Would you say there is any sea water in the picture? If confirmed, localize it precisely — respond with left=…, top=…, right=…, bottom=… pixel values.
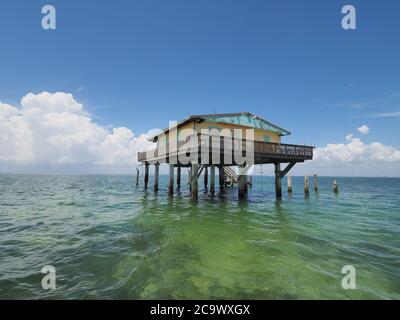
left=0, top=174, right=399, bottom=299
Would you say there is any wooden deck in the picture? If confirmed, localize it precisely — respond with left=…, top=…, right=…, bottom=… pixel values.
left=138, top=136, right=313, bottom=165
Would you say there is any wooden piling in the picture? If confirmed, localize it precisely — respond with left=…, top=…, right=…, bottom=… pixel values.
left=204, top=166, right=208, bottom=190
left=144, top=163, right=149, bottom=189
left=168, top=164, right=174, bottom=195
left=176, top=167, right=181, bottom=189
left=210, top=165, right=215, bottom=194
left=333, top=179, right=339, bottom=193
left=313, top=174, right=318, bottom=192
left=304, top=175, right=310, bottom=195
left=154, top=163, right=159, bottom=192
left=136, top=168, right=139, bottom=186
left=219, top=166, right=225, bottom=190
left=188, top=168, right=192, bottom=191
left=238, top=164, right=247, bottom=199
left=274, top=163, right=282, bottom=199
left=191, top=164, right=199, bottom=199
left=287, top=175, right=293, bottom=193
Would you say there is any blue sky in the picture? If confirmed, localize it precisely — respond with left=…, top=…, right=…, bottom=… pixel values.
left=1, top=0, right=400, bottom=175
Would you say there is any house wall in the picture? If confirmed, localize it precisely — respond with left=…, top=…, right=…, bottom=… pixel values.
left=156, top=120, right=281, bottom=153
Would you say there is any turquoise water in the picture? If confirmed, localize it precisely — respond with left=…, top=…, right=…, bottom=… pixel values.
left=0, top=174, right=399, bottom=299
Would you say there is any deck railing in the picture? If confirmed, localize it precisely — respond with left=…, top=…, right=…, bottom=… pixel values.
left=138, top=135, right=313, bottom=162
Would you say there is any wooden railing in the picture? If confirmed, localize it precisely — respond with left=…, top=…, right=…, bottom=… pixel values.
left=138, top=135, right=313, bottom=162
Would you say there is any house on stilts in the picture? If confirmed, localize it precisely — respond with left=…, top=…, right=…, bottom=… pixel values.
left=137, top=112, right=313, bottom=199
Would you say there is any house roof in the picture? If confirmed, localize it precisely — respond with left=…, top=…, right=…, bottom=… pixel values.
left=149, top=112, right=291, bottom=141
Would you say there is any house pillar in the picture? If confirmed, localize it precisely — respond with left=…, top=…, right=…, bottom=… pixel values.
left=238, top=164, right=248, bottom=199
left=210, top=165, right=215, bottom=194
left=144, top=163, right=149, bottom=189
left=154, top=163, right=159, bottom=192
left=168, top=164, right=174, bottom=195
left=274, top=163, right=282, bottom=199
left=136, top=168, right=139, bottom=186
left=204, top=166, right=208, bottom=190
left=191, top=164, right=199, bottom=199
left=176, top=167, right=181, bottom=189
left=219, top=166, right=225, bottom=190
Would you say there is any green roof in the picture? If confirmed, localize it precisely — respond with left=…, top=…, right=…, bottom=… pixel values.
left=192, top=112, right=291, bottom=135
left=149, top=112, right=291, bottom=141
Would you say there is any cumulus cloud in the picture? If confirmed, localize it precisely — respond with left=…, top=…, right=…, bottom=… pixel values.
left=314, top=135, right=400, bottom=163
left=0, top=92, right=154, bottom=169
left=357, top=125, right=370, bottom=135
left=296, top=132, right=400, bottom=177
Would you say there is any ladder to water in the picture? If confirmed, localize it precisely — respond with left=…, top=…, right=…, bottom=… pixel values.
left=223, top=166, right=238, bottom=186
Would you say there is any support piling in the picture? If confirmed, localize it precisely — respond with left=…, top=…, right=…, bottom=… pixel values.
left=287, top=175, right=293, bottom=193
left=333, top=179, right=339, bottom=193
left=313, top=174, right=318, bottom=192
left=176, top=167, right=181, bottom=189
left=154, top=163, right=159, bottom=192
left=210, top=165, right=215, bottom=194
left=191, top=164, right=199, bottom=199
left=274, top=163, right=282, bottom=199
left=168, top=164, right=174, bottom=195
left=144, top=163, right=149, bottom=189
left=304, top=175, right=310, bottom=195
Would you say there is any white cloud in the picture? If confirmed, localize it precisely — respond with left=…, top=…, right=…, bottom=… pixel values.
left=357, top=125, right=370, bottom=135
left=0, top=92, right=154, bottom=170
left=296, top=133, right=400, bottom=177
left=374, top=111, right=400, bottom=118
left=314, top=135, right=400, bottom=163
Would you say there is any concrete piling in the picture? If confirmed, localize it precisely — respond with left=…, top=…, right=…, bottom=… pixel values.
left=287, top=175, right=293, bottom=193
left=304, top=175, right=310, bottom=195
left=219, top=166, right=225, bottom=190
left=313, top=174, right=318, bottom=192
left=154, top=163, right=159, bottom=191
left=333, top=179, right=339, bottom=193
left=191, top=164, right=199, bottom=199
left=168, top=164, right=174, bottom=195
left=210, top=165, right=215, bottom=194
left=238, top=164, right=248, bottom=199
left=204, top=166, right=208, bottom=190
left=176, top=167, right=181, bottom=189
left=274, top=163, right=282, bottom=199
left=144, top=163, right=149, bottom=189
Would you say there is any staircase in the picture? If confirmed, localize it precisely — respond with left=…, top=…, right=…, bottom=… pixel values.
left=223, top=166, right=238, bottom=186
